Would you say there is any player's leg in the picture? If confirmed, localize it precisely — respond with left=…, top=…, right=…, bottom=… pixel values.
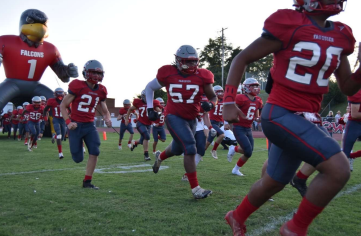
left=210, top=121, right=225, bottom=159
left=136, top=122, right=151, bottom=160
left=24, top=123, right=30, bottom=145
left=152, top=126, right=159, bottom=154
left=53, top=118, right=64, bottom=159
left=127, top=123, right=134, bottom=149
left=68, top=123, right=85, bottom=164
left=33, top=122, right=40, bottom=148
left=83, top=122, right=101, bottom=189
left=18, top=123, right=24, bottom=141
left=12, top=123, right=18, bottom=140
left=342, top=120, right=360, bottom=171
left=118, top=123, right=126, bottom=150
left=49, top=116, right=56, bottom=143
left=230, top=126, right=253, bottom=176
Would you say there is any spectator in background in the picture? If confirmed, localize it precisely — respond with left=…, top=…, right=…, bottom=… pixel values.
left=326, top=111, right=334, bottom=137
left=335, top=110, right=341, bottom=125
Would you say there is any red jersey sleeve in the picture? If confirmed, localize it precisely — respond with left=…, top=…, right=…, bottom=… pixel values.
left=333, top=22, right=355, bottom=56
left=99, top=84, right=108, bottom=101
left=156, top=65, right=177, bottom=84
left=348, top=90, right=361, bottom=104
left=197, top=68, right=214, bottom=84
left=235, top=94, right=246, bottom=107
left=256, top=97, right=264, bottom=108
left=68, top=79, right=82, bottom=96
left=263, top=9, right=300, bottom=45
left=132, top=98, right=142, bottom=109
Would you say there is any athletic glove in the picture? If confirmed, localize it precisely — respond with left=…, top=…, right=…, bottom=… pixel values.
left=67, top=63, right=79, bottom=78
left=201, top=101, right=214, bottom=112
left=147, top=108, right=159, bottom=121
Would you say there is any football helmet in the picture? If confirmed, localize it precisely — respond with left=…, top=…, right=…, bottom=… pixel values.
left=23, top=102, right=30, bottom=109
left=17, top=106, right=23, bottom=110
left=82, top=60, right=104, bottom=84
left=243, top=78, right=260, bottom=96
left=141, top=90, right=146, bottom=103
left=123, top=99, right=131, bottom=109
left=293, top=0, right=346, bottom=15
left=54, top=88, right=65, bottom=101
left=32, top=96, right=41, bottom=108
left=156, top=97, right=165, bottom=107
left=175, top=45, right=199, bottom=74
left=213, top=85, right=224, bottom=99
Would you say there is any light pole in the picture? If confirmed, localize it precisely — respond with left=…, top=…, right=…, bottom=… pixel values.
left=221, top=27, right=228, bottom=88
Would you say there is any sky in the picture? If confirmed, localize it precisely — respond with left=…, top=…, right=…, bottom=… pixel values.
left=1, top=0, right=360, bottom=107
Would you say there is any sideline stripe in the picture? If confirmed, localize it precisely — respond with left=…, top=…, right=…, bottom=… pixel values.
left=248, top=183, right=361, bottom=236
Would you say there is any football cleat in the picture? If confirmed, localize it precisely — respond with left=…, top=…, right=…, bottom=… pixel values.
left=118, top=145, right=122, bottom=150
left=18, top=138, right=21, bottom=141
left=225, top=210, right=247, bottom=236
left=144, top=155, right=151, bottom=161
left=232, top=169, right=244, bottom=176
left=131, top=140, right=138, bottom=151
left=227, top=145, right=236, bottom=162
left=28, top=140, right=32, bottom=150
left=83, top=181, right=99, bottom=190
left=38, top=138, right=41, bottom=141
left=280, top=221, right=305, bottom=236
left=290, top=176, right=308, bottom=197
left=51, top=134, right=56, bottom=144
left=127, top=143, right=132, bottom=149
left=192, top=186, right=212, bottom=199
left=268, top=198, right=275, bottom=202
left=24, top=142, right=28, bottom=145
left=181, top=174, right=189, bottom=182
left=349, top=158, right=354, bottom=172
left=59, top=153, right=64, bottom=159
left=152, top=151, right=162, bottom=173
left=33, top=145, right=37, bottom=149
left=28, top=146, right=33, bottom=152
left=211, top=150, right=218, bottom=159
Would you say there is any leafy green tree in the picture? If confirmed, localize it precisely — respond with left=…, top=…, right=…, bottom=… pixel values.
left=321, top=80, right=347, bottom=114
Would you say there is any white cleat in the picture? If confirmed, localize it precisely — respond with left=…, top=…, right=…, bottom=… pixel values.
left=33, top=145, right=37, bottom=149
left=28, top=146, right=33, bottom=152
left=211, top=150, right=218, bottom=159
left=18, top=138, right=21, bottom=141
left=59, top=152, right=64, bottom=159
left=232, top=169, right=244, bottom=176
left=127, top=143, right=132, bottom=149
left=181, top=174, right=189, bottom=182
left=227, top=145, right=236, bottom=162
left=349, top=158, right=354, bottom=172
left=192, top=186, right=212, bottom=199
left=118, top=145, right=122, bottom=150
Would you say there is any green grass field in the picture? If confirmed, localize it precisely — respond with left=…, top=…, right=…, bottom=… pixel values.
left=0, top=132, right=360, bottom=236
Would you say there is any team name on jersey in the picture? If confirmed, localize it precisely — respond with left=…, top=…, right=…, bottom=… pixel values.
left=179, top=80, right=191, bottom=83
left=88, top=92, right=98, bottom=96
left=20, top=50, right=44, bottom=58
left=313, top=34, right=334, bottom=42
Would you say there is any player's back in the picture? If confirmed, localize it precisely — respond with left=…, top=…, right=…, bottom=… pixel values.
left=264, top=9, right=355, bottom=112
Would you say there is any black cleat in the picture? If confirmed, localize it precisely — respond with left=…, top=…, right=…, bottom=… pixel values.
left=192, top=186, right=212, bottom=199
left=144, top=156, right=151, bottom=161
left=83, top=181, right=99, bottom=190
left=290, top=176, right=307, bottom=197
left=152, top=151, right=161, bottom=173
left=131, top=141, right=138, bottom=151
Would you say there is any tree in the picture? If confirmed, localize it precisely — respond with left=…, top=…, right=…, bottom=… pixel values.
left=321, top=80, right=347, bottom=113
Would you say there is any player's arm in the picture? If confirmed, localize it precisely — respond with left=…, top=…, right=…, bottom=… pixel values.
left=117, top=114, right=123, bottom=121
left=60, top=94, right=77, bottom=130
left=334, top=45, right=361, bottom=96
left=223, top=37, right=282, bottom=123
left=202, top=83, right=217, bottom=112
left=145, top=79, right=164, bottom=109
left=125, top=106, right=136, bottom=125
left=350, top=103, right=361, bottom=119
left=99, top=101, right=112, bottom=128
left=43, top=105, right=50, bottom=117
left=203, top=112, right=211, bottom=128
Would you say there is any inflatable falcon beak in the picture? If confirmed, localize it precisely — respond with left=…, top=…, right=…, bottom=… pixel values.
left=19, top=9, right=49, bottom=43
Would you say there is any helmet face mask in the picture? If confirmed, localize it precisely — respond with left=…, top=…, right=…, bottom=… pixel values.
left=32, top=96, right=41, bottom=108
left=54, top=88, right=65, bottom=101
left=293, top=0, right=346, bottom=15
left=175, top=45, right=199, bottom=74
left=82, top=60, right=104, bottom=84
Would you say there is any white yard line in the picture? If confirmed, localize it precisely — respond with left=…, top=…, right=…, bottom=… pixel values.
left=248, top=183, right=361, bottom=236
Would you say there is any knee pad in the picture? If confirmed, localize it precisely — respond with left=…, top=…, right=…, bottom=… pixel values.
left=184, top=143, right=197, bottom=155
left=57, top=135, right=62, bottom=140
left=72, top=151, right=84, bottom=163
left=244, top=146, right=253, bottom=158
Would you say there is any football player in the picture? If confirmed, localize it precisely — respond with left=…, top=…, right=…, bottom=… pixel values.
left=117, top=99, right=137, bottom=150
left=125, top=90, right=162, bottom=160
left=152, top=97, right=166, bottom=154
left=145, top=45, right=218, bottom=199
left=223, top=1, right=360, bottom=235
left=21, top=102, right=30, bottom=145
left=37, top=96, right=47, bottom=140
left=43, top=88, right=68, bottom=159
left=0, top=9, right=78, bottom=113
left=226, top=78, right=263, bottom=176
left=60, top=60, right=112, bottom=189
left=204, top=85, right=228, bottom=159
left=23, top=96, right=45, bottom=151
left=2, top=109, right=12, bottom=138
left=11, top=106, right=22, bottom=140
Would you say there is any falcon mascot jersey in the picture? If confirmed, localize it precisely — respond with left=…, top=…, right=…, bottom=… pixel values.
left=347, top=90, right=361, bottom=122
left=156, top=65, right=214, bottom=120
left=47, top=98, right=64, bottom=118
left=68, top=79, right=107, bottom=123
left=233, top=94, right=263, bottom=128
left=25, top=104, right=45, bottom=122
left=0, top=35, right=62, bottom=81
left=263, top=9, right=355, bottom=112
left=132, top=98, right=161, bottom=126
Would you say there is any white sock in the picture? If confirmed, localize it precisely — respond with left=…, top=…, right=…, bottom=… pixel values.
left=233, top=164, right=240, bottom=171
left=195, top=154, right=202, bottom=166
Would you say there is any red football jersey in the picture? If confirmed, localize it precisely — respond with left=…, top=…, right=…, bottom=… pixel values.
left=209, top=99, right=224, bottom=122
left=233, top=94, right=263, bottom=128
left=119, top=107, right=135, bottom=124
left=154, top=110, right=165, bottom=127
left=157, top=65, right=214, bottom=120
left=47, top=98, right=64, bottom=119
left=347, top=90, right=361, bottom=121
left=0, top=35, right=62, bottom=81
left=2, top=114, right=11, bottom=125
left=25, top=105, right=44, bottom=122
left=132, top=98, right=161, bottom=126
left=19, top=109, right=28, bottom=123
left=68, top=79, right=107, bottom=123
left=264, top=9, right=355, bottom=112
left=11, top=110, right=20, bottom=125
